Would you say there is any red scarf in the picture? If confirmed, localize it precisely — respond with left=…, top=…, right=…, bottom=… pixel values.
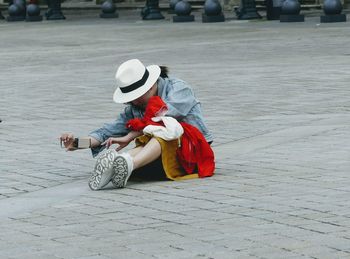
left=127, top=96, right=215, bottom=178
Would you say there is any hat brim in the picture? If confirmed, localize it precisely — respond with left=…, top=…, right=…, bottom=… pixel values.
left=113, top=65, right=161, bottom=104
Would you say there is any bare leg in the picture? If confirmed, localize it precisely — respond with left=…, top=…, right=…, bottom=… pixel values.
left=127, top=146, right=143, bottom=158
left=130, top=138, right=161, bottom=170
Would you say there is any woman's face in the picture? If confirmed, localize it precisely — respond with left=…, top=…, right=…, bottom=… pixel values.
left=131, top=84, right=157, bottom=109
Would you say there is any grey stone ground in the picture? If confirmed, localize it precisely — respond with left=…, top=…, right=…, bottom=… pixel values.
left=1, top=8, right=350, bottom=259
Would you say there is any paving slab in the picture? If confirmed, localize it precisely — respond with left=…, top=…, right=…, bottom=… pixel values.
left=1, top=9, right=350, bottom=259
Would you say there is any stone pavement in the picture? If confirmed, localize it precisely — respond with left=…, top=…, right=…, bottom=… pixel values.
left=1, top=9, right=350, bottom=259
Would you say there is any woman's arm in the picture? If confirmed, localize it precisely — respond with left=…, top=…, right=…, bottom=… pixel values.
left=102, top=130, right=143, bottom=151
left=61, top=106, right=136, bottom=153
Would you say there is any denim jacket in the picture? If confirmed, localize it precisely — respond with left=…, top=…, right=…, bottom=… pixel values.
left=89, top=77, right=213, bottom=157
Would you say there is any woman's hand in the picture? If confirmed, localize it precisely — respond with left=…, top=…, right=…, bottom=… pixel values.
left=102, top=131, right=142, bottom=152
left=60, top=133, right=77, bottom=151
left=102, top=135, right=131, bottom=152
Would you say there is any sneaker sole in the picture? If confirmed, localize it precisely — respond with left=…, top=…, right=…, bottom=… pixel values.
left=111, top=156, right=131, bottom=188
left=89, top=149, right=118, bottom=190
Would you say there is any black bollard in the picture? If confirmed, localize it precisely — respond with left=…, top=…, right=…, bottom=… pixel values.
left=266, top=0, right=282, bottom=20
left=169, top=0, right=181, bottom=13
left=26, top=1, right=43, bottom=21
left=141, top=0, right=165, bottom=20
left=7, top=0, right=26, bottom=22
left=7, top=4, right=23, bottom=21
left=235, top=0, right=261, bottom=19
left=100, top=0, right=118, bottom=18
left=280, top=0, right=304, bottom=22
left=0, top=9, right=4, bottom=19
left=45, top=0, right=52, bottom=18
left=202, top=0, right=225, bottom=22
left=321, top=0, right=346, bottom=22
left=173, top=0, right=194, bottom=22
left=46, top=0, right=65, bottom=20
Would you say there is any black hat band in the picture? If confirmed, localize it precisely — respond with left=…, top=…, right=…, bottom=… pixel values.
left=120, top=69, right=149, bottom=94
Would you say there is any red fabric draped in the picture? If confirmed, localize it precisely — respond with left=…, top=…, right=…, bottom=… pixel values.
left=176, top=123, right=215, bottom=177
left=126, top=96, right=166, bottom=131
left=127, top=96, right=215, bottom=178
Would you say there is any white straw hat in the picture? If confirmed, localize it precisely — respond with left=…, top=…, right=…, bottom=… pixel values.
left=113, top=59, right=161, bottom=103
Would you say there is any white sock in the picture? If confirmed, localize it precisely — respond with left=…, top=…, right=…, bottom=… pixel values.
left=123, top=152, right=134, bottom=173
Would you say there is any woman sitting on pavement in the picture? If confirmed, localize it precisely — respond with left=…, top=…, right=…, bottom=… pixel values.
left=60, top=59, right=215, bottom=190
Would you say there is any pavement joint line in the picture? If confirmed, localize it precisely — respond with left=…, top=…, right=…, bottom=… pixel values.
left=214, top=124, right=343, bottom=158
left=0, top=179, right=88, bottom=219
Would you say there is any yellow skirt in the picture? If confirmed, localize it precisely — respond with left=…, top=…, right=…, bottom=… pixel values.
left=135, top=135, right=198, bottom=181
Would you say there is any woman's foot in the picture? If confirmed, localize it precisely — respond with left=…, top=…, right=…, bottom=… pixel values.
left=111, top=153, right=134, bottom=188
left=89, top=149, right=119, bottom=190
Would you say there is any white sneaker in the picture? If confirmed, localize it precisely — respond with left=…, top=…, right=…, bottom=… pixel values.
left=111, top=153, right=134, bottom=188
left=89, top=149, right=119, bottom=190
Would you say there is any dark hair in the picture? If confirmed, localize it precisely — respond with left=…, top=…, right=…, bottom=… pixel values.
left=159, top=66, right=169, bottom=78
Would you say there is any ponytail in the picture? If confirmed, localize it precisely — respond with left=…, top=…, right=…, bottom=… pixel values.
left=159, top=66, right=169, bottom=78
